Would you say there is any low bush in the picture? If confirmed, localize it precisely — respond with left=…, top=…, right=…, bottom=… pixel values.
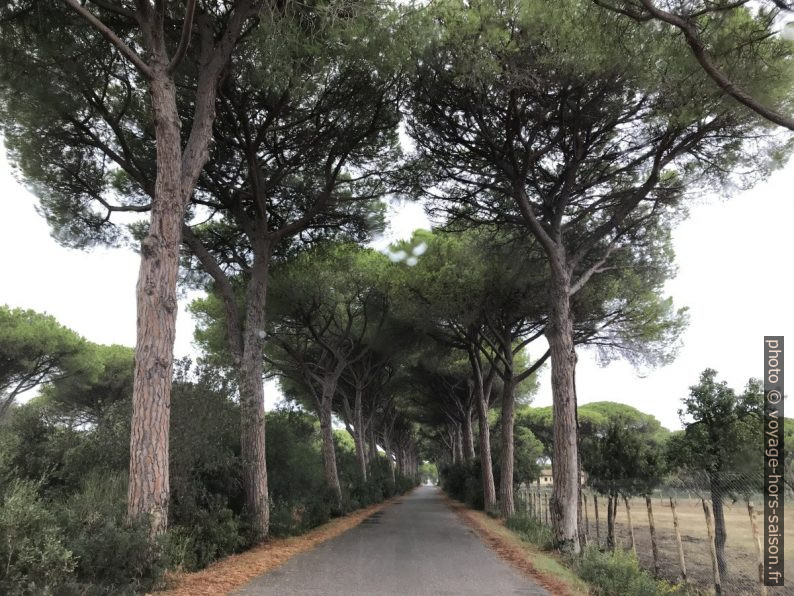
left=0, top=480, right=75, bottom=595
left=439, top=460, right=483, bottom=509
left=167, top=501, right=246, bottom=572
left=57, top=472, right=166, bottom=594
left=572, top=545, right=668, bottom=596
left=269, top=485, right=337, bottom=537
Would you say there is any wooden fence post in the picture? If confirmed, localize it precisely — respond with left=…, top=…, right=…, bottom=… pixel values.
left=578, top=488, right=588, bottom=547
left=623, top=496, right=636, bottom=556
left=593, top=493, right=600, bottom=547
left=583, top=493, right=590, bottom=541
left=645, top=495, right=660, bottom=578
left=747, top=500, right=767, bottom=596
left=702, top=498, right=722, bottom=595
left=612, top=496, right=619, bottom=549
left=670, top=498, right=687, bottom=583
left=544, top=493, right=550, bottom=526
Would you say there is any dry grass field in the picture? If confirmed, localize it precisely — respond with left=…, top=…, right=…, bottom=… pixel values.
left=581, top=495, right=794, bottom=595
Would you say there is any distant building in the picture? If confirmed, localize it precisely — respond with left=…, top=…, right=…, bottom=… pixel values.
left=537, top=467, right=587, bottom=486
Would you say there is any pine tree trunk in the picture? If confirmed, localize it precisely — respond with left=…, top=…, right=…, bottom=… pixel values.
left=238, top=245, right=270, bottom=540
left=499, top=362, right=516, bottom=517
left=463, top=407, right=475, bottom=460
left=319, top=382, right=342, bottom=505
left=354, top=387, right=367, bottom=481
left=476, top=393, right=497, bottom=511
left=383, top=428, right=396, bottom=483
left=127, top=72, right=184, bottom=536
left=450, top=426, right=459, bottom=465
left=546, top=263, right=580, bottom=553
left=368, top=426, right=377, bottom=470
left=455, top=423, right=465, bottom=463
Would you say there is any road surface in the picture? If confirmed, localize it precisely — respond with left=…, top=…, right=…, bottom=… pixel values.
left=234, top=485, right=549, bottom=595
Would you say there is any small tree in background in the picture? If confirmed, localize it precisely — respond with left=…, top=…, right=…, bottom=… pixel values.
left=668, top=369, right=764, bottom=577
left=583, top=420, right=668, bottom=550
left=0, top=306, right=98, bottom=421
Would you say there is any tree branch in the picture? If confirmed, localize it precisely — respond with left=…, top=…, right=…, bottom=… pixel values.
left=63, top=0, right=154, bottom=79
left=167, top=0, right=197, bottom=74
left=636, top=0, right=794, bottom=130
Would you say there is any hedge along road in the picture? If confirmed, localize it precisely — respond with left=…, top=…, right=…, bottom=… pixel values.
left=234, top=486, right=549, bottom=595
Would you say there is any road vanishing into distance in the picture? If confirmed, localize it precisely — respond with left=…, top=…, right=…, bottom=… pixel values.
left=234, top=486, right=549, bottom=595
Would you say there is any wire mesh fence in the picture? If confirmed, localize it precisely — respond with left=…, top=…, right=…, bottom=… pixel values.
left=515, top=472, right=793, bottom=595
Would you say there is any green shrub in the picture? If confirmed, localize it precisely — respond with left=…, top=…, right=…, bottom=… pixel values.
left=573, top=545, right=667, bottom=596
left=0, top=480, right=75, bottom=595
left=394, top=473, right=416, bottom=495
left=440, top=460, right=483, bottom=509
left=57, top=472, right=166, bottom=595
left=169, top=502, right=246, bottom=572
left=505, top=514, right=553, bottom=549
left=269, top=484, right=337, bottom=537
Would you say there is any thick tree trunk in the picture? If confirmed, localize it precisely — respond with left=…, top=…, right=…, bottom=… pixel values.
left=476, top=394, right=497, bottom=511
left=546, top=264, right=580, bottom=553
left=238, top=245, right=270, bottom=540
left=127, top=72, right=184, bottom=536
left=450, top=426, right=459, bottom=465
left=383, top=428, right=396, bottom=483
left=368, top=426, right=377, bottom=468
left=319, top=383, right=342, bottom=505
left=499, top=364, right=516, bottom=517
left=710, top=477, right=728, bottom=577
left=354, top=387, right=367, bottom=481
left=463, top=407, right=475, bottom=460
left=455, top=423, right=465, bottom=464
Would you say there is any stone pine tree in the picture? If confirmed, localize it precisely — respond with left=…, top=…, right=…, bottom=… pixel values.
left=595, top=0, right=794, bottom=130
left=179, top=3, right=404, bottom=536
left=406, top=0, right=791, bottom=551
left=261, top=245, right=392, bottom=504
left=581, top=409, right=668, bottom=550
left=1, top=0, right=407, bottom=538
left=0, top=306, right=98, bottom=420
left=0, top=0, right=268, bottom=535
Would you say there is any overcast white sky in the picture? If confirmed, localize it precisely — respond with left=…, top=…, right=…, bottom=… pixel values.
left=1, top=145, right=791, bottom=429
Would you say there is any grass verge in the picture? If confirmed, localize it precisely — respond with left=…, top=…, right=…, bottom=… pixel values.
left=443, top=496, right=590, bottom=595
left=156, top=494, right=407, bottom=596
left=445, top=496, right=703, bottom=596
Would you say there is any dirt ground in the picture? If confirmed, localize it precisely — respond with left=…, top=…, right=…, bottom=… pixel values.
left=580, top=495, right=794, bottom=595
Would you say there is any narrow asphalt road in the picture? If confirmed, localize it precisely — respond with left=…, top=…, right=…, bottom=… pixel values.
left=234, top=486, right=549, bottom=595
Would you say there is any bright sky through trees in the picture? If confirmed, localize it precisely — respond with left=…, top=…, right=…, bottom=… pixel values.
left=1, top=146, right=792, bottom=429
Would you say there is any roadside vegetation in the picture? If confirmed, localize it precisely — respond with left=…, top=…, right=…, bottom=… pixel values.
left=0, top=315, right=415, bottom=593
left=0, top=0, right=793, bottom=594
